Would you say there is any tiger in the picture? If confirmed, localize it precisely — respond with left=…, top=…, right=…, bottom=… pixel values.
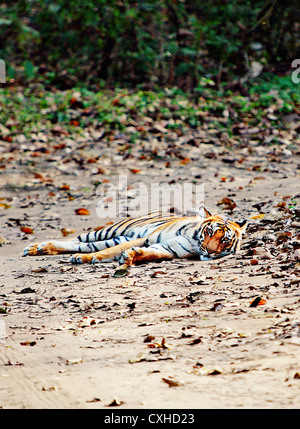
left=23, top=207, right=247, bottom=274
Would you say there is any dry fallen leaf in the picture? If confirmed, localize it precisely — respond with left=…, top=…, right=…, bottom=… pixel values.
left=86, top=397, right=101, bottom=403
left=69, top=120, right=79, bottom=126
left=20, top=341, right=36, bottom=346
left=107, top=397, right=124, bottom=407
left=162, top=376, right=183, bottom=387
left=179, top=158, right=191, bottom=165
left=61, top=228, right=76, bottom=237
left=20, top=226, right=34, bottom=234
left=0, top=236, right=9, bottom=246
left=31, top=267, right=48, bottom=273
left=144, top=335, right=155, bottom=343
left=60, top=184, right=70, bottom=191
left=150, top=271, right=167, bottom=278
left=0, top=203, right=11, bottom=209
left=94, top=225, right=105, bottom=231
left=78, top=316, right=102, bottom=327
left=189, top=337, right=203, bottom=345
left=113, top=267, right=129, bottom=278
left=251, top=214, right=265, bottom=219
left=147, top=337, right=170, bottom=349
left=75, top=208, right=90, bottom=215
left=34, top=172, right=44, bottom=180
left=206, top=367, right=223, bottom=376
left=66, top=357, right=83, bottom=365
left=250, top=296, right=266, bottom=307
left=217, top=197, right=236, bottom=211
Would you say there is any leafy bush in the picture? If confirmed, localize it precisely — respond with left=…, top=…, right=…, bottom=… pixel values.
left=0, top=0, right=299, bottom=89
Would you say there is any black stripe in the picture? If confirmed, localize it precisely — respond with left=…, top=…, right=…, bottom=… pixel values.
left=231, top=237, right=238, bottom=253
left=118, top=218, right=146, bottom=235
left=120, top=214, right=166, bottom=235
left=79, top=242, right=98, bottom=252
left=104, top=223, right=120, bottom=239
left=176, top=225, right=188, bottom=236
left=183, top=235, right=195, bottom=244
left=192, top=229, right=200, bottom=240
left=101, top=216, right=137, bottom=240
left=161, top=243, right=178, bottom=257
left=79, top=212, right=182, bottom=243
left=177, top=241, right=193, bottom=254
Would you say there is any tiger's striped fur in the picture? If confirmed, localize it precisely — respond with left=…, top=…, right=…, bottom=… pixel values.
left=23, top=208, right=247, bottom=269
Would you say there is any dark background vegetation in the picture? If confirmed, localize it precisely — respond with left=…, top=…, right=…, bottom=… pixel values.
left=1, top=0, right=299, bottom=90
left=0, top=1, right=299, bottom=143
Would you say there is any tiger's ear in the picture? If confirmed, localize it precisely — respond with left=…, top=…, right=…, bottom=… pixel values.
left=235, top=219, right=247, bottom=233
left=198, top=206, right=212, bottom=218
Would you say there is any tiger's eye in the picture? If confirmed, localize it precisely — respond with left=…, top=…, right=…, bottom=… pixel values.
left=206, top=227, right=213, bottom=236
left=222, top=232, right=234, bottom=244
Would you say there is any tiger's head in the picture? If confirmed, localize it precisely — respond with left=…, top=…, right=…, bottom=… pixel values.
left=197, top=208, right=247, bottom=260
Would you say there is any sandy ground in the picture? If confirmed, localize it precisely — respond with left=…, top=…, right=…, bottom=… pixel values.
left=0, top=134, right=300, bottom=409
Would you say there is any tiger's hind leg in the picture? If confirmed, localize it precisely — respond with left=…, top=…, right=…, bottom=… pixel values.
left=23, top=239, right=80, bottom=256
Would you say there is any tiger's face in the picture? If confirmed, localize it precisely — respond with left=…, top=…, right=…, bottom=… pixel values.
left=198, top=215, right=247, bottom=260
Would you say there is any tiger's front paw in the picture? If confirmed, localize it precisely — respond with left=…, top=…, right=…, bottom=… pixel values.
left=70, top=253, right=98, bottom=264
left=119, top=247, right=141, bottom=266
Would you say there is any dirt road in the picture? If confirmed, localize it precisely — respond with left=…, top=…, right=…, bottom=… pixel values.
left=0, top=132, right=299, bottom=408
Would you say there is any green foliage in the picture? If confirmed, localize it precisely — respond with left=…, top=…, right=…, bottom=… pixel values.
left=0, top=0, right=299, bottom=89
left=0, top=76, right=298, bottom=137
